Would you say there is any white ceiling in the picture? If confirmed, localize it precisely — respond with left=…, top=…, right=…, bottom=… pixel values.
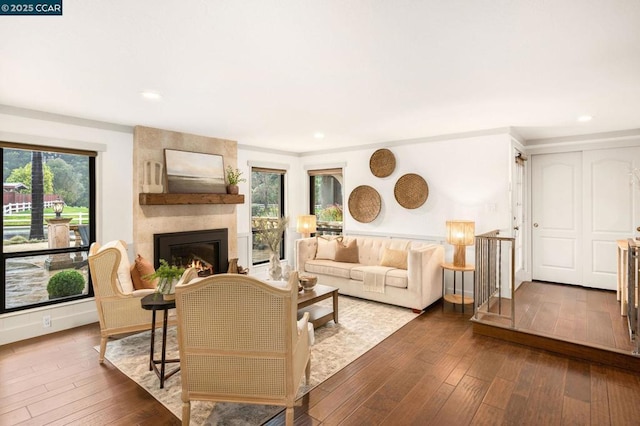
left=1, top=0, right=640, bottom=153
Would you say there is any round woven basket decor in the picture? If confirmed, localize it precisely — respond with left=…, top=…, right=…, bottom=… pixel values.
left=369, top=148, right=396, bottom=178
left=394, top=173, right=429, bottom=209
left=348, top=185, right=381, bottom=223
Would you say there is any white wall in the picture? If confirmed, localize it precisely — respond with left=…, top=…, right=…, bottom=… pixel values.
left=236, top=146, right=302, bottom=277
left=300, top=133, right=512, bottom=239
left=237, top=133, right=514, bottom=278
left=0, top=111, right=134, bottom=345
left=0, top=109, right=514, bottom=344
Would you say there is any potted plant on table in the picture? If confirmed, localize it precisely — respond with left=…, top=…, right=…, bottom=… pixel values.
left=145, top=259, right=185, bottom=301
left=225, top=166, right=246, bottom=195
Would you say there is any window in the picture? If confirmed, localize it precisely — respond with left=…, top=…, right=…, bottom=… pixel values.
left=1, top=144, right=96, bottom=313
left=251, top=167, right=285, bottom=265
left=309, top=168, right=343, bottom=235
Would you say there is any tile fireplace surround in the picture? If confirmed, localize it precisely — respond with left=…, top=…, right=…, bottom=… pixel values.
left=132, top=126, right=239, bottom=264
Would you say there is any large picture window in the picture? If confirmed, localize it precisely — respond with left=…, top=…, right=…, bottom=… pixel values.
left=251, top=167, right=285, bottom=265
left=1, top=144, right=96, bottom=313
left=309, top=168, right=343, bottom=235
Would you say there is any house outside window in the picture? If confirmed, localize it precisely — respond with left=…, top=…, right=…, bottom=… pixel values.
left=251, top=167, right=285, bottom=265
left=309, top=168, right=343, bottom=235
left=1, top=144, right=96, bottom=313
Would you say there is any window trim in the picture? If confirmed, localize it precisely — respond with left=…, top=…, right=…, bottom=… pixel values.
left=1, top=145, right=96, bottom=314
left=250, top=167, right=286, bottom=266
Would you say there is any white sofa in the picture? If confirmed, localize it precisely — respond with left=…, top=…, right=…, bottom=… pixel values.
left=295, top=235, right=444, bottom=311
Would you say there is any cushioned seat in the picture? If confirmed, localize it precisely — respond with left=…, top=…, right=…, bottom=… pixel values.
left=88, top=240, right=165, bottom=363
left=175, top=270, right=311, bottom=426
left=297, top=235, right=444, bottom=310
left=304, top=259, right=360, bottom=279
left=351, top=265, right=409, bottom=289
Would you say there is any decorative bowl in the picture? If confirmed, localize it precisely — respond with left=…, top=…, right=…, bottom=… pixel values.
left=299, top=275, right=317, bottom=291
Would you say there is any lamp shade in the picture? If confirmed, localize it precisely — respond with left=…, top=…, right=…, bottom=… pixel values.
left=296, top=215, right=317, bottom=236
left=446, top=220, right=475, bottom=246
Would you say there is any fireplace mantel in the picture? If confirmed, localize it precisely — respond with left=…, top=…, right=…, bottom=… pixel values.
left=139, top=193, right=244, bottom=205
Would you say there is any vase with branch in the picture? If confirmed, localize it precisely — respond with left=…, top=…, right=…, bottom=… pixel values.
left=254, top=216, right=288, bottom=280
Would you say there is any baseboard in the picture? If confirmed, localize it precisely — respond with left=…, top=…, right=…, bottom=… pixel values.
left=0, top=300, right=98, bottom=345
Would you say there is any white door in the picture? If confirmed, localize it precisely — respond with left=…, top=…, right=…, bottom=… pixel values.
left=532, top=152, right=583, bottom=285
left=532, top=147, right=640, bottom=289
left=583, top=148, right=640, bottom=290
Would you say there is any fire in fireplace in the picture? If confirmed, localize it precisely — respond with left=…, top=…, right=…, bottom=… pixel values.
left=153, top=229, right=228, bottom=277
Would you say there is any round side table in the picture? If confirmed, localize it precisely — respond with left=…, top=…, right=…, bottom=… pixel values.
left=140, top=293, right=179, bottom=388
left=441, top=262, right=475, bottom=313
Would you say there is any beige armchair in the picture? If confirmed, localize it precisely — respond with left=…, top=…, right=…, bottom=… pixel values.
left=88, top=240, right=162, bottom=362
left=175, top=270, right=311, bottom=426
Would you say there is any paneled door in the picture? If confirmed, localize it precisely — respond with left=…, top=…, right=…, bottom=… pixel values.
left=582, top=148, right=640, bottom=290
left=532, top=147, right=640, bottom=289
left=532, top=152, right=583, bottom=285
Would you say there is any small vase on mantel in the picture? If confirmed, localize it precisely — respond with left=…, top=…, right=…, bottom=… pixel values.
left=226, top=184, right=239, bottom=195
left=268, top=251, right=282, bottom=281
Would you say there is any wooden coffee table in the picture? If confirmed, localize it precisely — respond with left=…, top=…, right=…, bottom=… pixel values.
left=297, top=284, right=339, bottom=328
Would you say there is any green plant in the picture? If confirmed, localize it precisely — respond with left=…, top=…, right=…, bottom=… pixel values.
left=318, top=204, right=343, bottom=222
left=144, top=259, right=185, bottom=294
left=47, top=270, right=85, bottom=298
left=226, top=166, right=246, bottom=185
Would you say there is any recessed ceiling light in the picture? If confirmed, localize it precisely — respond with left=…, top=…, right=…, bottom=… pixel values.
left=577, top=115, right=593, bottom=122
left=313, top=132, right=325, bottom=139
left=141, top=91, right=162, bottom=100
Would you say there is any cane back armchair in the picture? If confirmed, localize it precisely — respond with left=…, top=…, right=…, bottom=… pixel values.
left=88, top=240, right=163, bottom=362
left=175, top=270, right=311, bottom=425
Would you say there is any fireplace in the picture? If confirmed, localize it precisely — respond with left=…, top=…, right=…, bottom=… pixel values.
left=153, top=228, right=228, bottom=276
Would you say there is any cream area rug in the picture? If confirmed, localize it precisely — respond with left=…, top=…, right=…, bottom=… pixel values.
left=100, top=295, right=420, bottom=425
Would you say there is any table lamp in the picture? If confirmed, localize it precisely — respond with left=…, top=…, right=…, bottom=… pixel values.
left=296, top=215, right=317, bottom=238
left=446, top=220, right=475, bottom=267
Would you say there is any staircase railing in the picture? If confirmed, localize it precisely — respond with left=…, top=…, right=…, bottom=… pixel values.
left=474, top=230, right=515, bottom=328
left=626, top=239, right=640, bottom=355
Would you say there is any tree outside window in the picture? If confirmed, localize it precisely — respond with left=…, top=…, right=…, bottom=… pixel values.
left=309, top=169, right=343, bottom=235
left=2, top=146, right=95, bottom=313
left=251, top=168, right=285, bottom=265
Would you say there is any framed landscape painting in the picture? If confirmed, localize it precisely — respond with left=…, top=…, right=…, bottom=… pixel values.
left=164, top=149, right=226, bottom=193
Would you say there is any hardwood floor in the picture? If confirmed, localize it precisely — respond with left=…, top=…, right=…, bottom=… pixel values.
left=3, top=299, right=640, bottom=425
left=474, top=281, right=636, bottom=354
left=0, top=324, right=179, bottom=425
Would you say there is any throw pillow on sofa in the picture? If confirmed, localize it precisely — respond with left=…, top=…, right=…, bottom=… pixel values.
left=130, top=254, right=158, bottom=290
left=379, top=248, right=408, bottom=270
left=335, top=239, right=359, bottom=263
left=315, top=235, right=342, bottom=260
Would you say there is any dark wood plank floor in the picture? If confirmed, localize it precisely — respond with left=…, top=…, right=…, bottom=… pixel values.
left=3, top=298, right=640, bottom=425
left=477, top=281, right=635, bottom=353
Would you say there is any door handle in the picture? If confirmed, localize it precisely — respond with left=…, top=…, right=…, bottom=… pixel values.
left=533, top=223, right=539, bottom=228
left=514, top=226, right=519, bottom=231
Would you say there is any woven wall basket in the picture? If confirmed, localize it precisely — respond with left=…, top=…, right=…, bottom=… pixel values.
left=394, top=173, right=429, bottom=209
left=369, top=148, right=396, bottom=178
left=348, top=185, right=381, bottom=223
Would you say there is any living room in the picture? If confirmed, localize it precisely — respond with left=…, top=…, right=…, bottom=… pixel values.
left=2, top=1, right=640, bottom=424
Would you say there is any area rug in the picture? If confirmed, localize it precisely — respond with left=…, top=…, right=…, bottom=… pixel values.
left=100, top=295, right=419, bottom=425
